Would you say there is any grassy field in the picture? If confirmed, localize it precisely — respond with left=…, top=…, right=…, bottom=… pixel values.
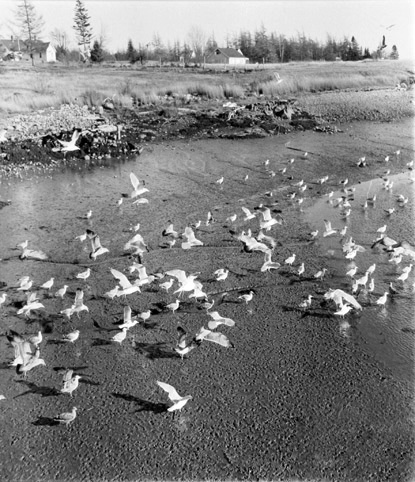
left=0, top=59, right=413, bottom=114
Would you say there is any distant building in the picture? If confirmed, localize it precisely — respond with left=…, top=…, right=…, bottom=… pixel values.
left=206, top=47, right=249, bottom=65
left=0, top=36, right=56, bottom=62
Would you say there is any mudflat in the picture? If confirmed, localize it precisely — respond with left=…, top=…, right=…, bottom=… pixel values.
left=0, top=115, right=414, bottom=481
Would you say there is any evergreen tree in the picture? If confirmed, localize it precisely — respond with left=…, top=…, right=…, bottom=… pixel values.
left=390, top=45, right=399, bottom=60
left=14, top=0, right=44, bottom=66
left=127, top=39, right=136, bottom=63
left=90, top=39, right=104, bottom=62
left=73, top=0, right=93, bottom=62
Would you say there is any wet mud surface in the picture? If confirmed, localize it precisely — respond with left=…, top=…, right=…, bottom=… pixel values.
left=0, top=117, right=414, bottom=481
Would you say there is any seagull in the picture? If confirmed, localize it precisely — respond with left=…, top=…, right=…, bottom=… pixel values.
left=261, top=251, right=281, bottom=272
left=175, top=326, right=200, bottom=360
left=214, top=268, right=229, bottom=281
left=20, top=248, right=48, bottom=260
left=299, top=294, right=313, bottom=310
left=376, top=292, right=388, bottom=307
left=17, top=293, right=44, bottom=318
left=156, top=381, right=192, bottom=412
left=55, top=285, right=69, bottom=299
left=194, top=326, right=232, bottom=347
left=334, top=304, right=353, bottom=318
left=40, top=277, right=54, bottom=290
left=124, top=233, right=149, bottom=256
left=166, top=269, right=201, bottom=298
left=377, top=225, right=387, bottom=235
left=284, top=253, right=296, bottom=266
left=112, top=327, right=128, bottom=344
left=216, top=176, right=224, bottom=186
left=162, top=223, right=179, bottom=238
left=207, top=311, right=236, bottom=329
left=0, top=293, right=7, bottom=308
left=88, top=230, right=109, bottom=260
left=160, top=279, right=174, bottom=292
left=297, top=262, right=305, bottom=276
left=309, top=230, right=319, bottom=239
left=76, top=268, right=91, bottom=280
left=58, top=129, right=81, bottom=155
left=129, top=172, right=149, bottom=198
left=226, top=214, right=237, bottom=223
left=324, top=289, right=362, bottom=310
left=110, top=268, right=140, bottom=296
left=238, top=290, right=254, bottom=304
left=181, top=226, right=203, bottom=249
left=138, top=310, right=151, bottom=322
left=7, top=333, right=46, bottom=376
left=166, top=299, right=180, bottom=314
left=206, top=211, right=215, bottom=226
left=314, top=268, right=328, bottom=280
left=54, top=407, right=77, bottom=427
left=27, top=331, right=42, bottom=347
left=61, top=330, right=80, bottom=343
left=323, top=220, right=338, bottom=237
left=71, top=289, right=89, bottom=318
left=61, top=374, right=81, bottom=397
left=118, top=306, right=139, bottom=329
left=366, top=264, right=376, bottom=276
left=241, top=207, right=256, bottom=221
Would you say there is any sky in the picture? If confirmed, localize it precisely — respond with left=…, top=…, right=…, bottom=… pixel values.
left=0, top=0, right=414, bottom=59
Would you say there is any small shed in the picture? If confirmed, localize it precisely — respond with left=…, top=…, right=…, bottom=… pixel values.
left=206, top=48, right=248, bottom=65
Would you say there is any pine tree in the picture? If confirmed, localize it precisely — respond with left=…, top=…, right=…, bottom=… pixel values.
left=90, top=40, right=104, bottom=62
left=14, top=0, right=44, bottom=66
left=73, top=0, right=93, bottom=62
left=127, top=39, right=136, bottom=63
left=390, top=45, right=399, bottom=60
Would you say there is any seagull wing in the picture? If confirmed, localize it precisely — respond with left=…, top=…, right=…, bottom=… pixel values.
left=333, top=289, right=362, bottom=310
left=177, top=326, right=187, bottom=349
left=62, top=369, right=74, bottom=384
left=110, top=268, right=132, bottom=289
left=156, top=381, right=181, bottom=402
left=124, top=305, right=132, bottom=324
left=201, top=330, right=232, bottom=347
left=324, top=219, right=333, bottom=231
left=241, top=207, right=253, bottom=217
left=261, top=208, right=272, bottom=221
left=130, top=172, right=140, bottom=191
left=165, top=269, right=187, bottom=284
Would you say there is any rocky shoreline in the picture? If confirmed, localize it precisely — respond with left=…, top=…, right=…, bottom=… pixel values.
left=0, top=87, right=413, bottom=180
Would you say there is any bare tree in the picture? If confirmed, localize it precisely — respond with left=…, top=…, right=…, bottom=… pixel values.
left=14, top=0, right=44, bottom=66
left=50, top=28, right=69, bottom=50
left=187, top=26, right=207, bottom=62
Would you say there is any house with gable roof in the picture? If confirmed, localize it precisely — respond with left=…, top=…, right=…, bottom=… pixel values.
left=206, top=47, right=249, bottom=65
left=0, top=35, right=56, bottom=62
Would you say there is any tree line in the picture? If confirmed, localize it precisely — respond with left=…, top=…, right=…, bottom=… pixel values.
left=10, top=0, right=400, bottom=65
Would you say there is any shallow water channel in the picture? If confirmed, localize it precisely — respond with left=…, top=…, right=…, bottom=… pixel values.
left=304, top=172, right=415, bottom=385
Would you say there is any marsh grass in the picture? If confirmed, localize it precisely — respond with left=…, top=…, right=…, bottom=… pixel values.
left=0, top=60, right=412, bottom=114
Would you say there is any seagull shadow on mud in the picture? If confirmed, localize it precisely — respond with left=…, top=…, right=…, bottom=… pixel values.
left=133, top=342, right=180, bottom=360
left=14, top=380, right=61, bottom=398
left=112, top=392, right=169, bottom=413
left=32, top=416, right=60, bottom=427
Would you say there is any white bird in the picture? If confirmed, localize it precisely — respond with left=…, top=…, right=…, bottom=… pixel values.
left=284, top=253, right=296, bottom=266
left=207, top=311, right=236, bottom=329
left=160, top=279, right=174, bottom=292
left=27, top=331, right=42, bottom=347
left=175, top=326, right=199, bottom=359
left=58, top=129, right=81, bottom=155
left=71, top=289, right=89, bottom=318
left=76, top=268, right=91, bottom=280
left=261, top=251, right=281, bottom=272
left=314, top=268, right=328, bottom=280
left=54, top=407, right=77, bottom=427
left=162, top=223, right=179, bottom=238
left=166, top=299, right=180, bottom=314
left=297, top=262, right=305, bottom=276
left=61, top=330, right=80, bottom=343
left=118, top=306, right=138, bottom=329
left=214, top=268, right=229, bottom=281
left=346, top=266, right=358, bottom=278
left=194, top=327, right=232, bottom=347
left=324, top=289, right=362, bottom=310
left=20, top=248, right=48, bottom=260
left=55, top=285, right=69, bottom=299
left=40, top=277, right=54, bottom=290
left=366, top=264, right=376, bottom=276
left=226, top=214, right=237, bottom=223
left=238, top=290, right=254, bottom=304
left=241, top=207, right=256, bottom=221
left=323, top=220, right=338, bottom=237
left=377, top=225, right=387, bottom=235
left=138, top=310, right=151, bottom=322
left=129, top=172, right=149, bottom=198
left=61, top=375, right=81, bottom=397
left=334, top=304, right=353, bottom=318
left=181, top=226, right=203, bottom=249
left=166, top=269, right=201, bottom=298
left=112, top=328, right=128, bottom=344
left=309, top=230, right=318, bottom=239
left=216, top=176, right=224, bottom=186
left=299, top=294, right=313, bottom=310
left=0, top=293, right=7, bottom=308
left=376, top=292, right=388, bottom=307
left=110, top=268, right=139, bottom=293
left=88, top=230, right=109, bottom=260
left=156, top=381, right=192, bottom=412
left=17, top=294, right=44, bottom=318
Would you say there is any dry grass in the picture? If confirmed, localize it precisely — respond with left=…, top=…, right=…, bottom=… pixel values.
left=0, top=60, right=412, bottom=114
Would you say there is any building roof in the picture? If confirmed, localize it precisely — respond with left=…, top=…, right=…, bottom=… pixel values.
left=213, top=48, right=247, bottom=58
left=0, top=38, right=51, bottom=53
